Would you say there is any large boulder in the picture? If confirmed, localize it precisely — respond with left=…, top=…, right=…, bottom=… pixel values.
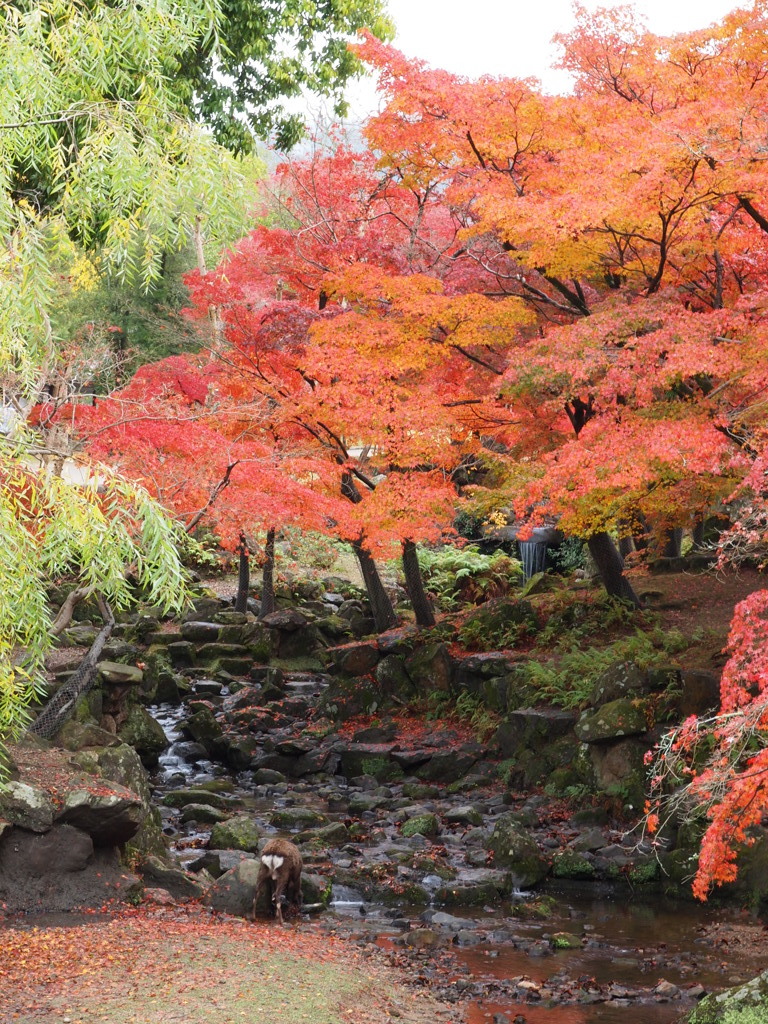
left=590, top=661, right=649, bottom=707
left=405, top=643, right=453, bottom=693
left=85, top=743, right=167, bottom=859
left=333, top=642, right=380, bottom=677
left=118, top=705, right=168, bottom=766
left=57, top=781, right=144, bottom=845
left=575, top=698, right=649, bottom=743
left=684, top=968, right=768, bottom=1023
left=486, top=813, right=549, bottom=887
left=203, top=857, right=261, bottom=917
left=496, top=707, right=576, bottom=759
left=0, top=825, right=137, bottom=913
left=0, top=781, right=55, bottom=832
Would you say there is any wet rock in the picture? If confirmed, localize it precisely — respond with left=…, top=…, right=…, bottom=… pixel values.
left=375, top=655, right=416, bottom=700
left=261, top=608, right=309, bottom=632
left=57, top=721, right=123, bottom=752
left=575, top=698, right=649, bottom=743
left=314, top=821, right=350, bottom=845
left=679, top=670, right=720, bottom=716
left=209, top=815, right=261, bottom=853
left=334, top=642, right=380, bottom=676
left=654, top=980, right=681, bottom=1000
left=315, top=614, right=352, bottom=640
left=88, top=743, right=166, bottom=859
left=405, top=927, right=440, bottom=948
left=14, top=823, right=93, bottom=873
left=349, top=794, right=387, bottom=815
left=167, top=641, right=195, bottom=667
left=269, top=807, right=327, bottom=829
left=0, top=827, right=137, bottom=913
left=193, top=679, right=224, bottom=696
left=551, top=931, right=582, bottom=949
left=487, top=813, right=549, bottom=887
left=391, top=749, right=432, bottom=771
left=568, top=827, right=606, bottom=853
left=180, top=803, right=230, bottom=824
left=225, top=736, right=261, bottom=771
left=172, top=741, right=209, bottom=762
left=588, top=738, right=647, bottom=807
left=187, top=849, right=255, bottom=877
left=435, top=870, right=508, bottom=906
left=183, top=705, right=226, bottom=755
left=444, top=805, right=484, bottom=827
left=118, top=705, right=168, bottom=766
left=252, top=768, right=286, bottom=785
left=338, top=743, right=396, bottom=779
left=301, top=871, right=331, bottom=905
left=427, top=911, right=468, bottom=931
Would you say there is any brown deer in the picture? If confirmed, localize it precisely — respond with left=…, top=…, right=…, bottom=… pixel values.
left=254, top=838, right=302, bottom=924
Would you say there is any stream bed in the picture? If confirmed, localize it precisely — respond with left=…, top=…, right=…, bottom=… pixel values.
left=147, top=680, right=767, bottom=1024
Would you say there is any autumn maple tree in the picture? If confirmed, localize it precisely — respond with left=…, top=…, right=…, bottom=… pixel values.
left=345, top=4, right=768, bottom=896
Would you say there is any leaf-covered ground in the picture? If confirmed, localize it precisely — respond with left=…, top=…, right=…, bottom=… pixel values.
left=1, top=905, right=460, bottom=1024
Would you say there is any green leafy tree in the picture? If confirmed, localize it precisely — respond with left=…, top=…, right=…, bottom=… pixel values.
left=0, top=0, right=254, bottom=768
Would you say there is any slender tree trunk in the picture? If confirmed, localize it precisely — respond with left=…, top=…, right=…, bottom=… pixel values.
left=352, top=537, right=398, bottom=632
left=618, top=536, right=635, bottom=558
left=339, top=470, right=398, bottom=632
left=401, top=539, right=435, bottom=627
left=235, top=532, right=249, bottom=613
left=660, top=527, right=683, bottom=559
left=587, top=532, right=641, bottom=608
left=259, top=527, right=276, bottom=619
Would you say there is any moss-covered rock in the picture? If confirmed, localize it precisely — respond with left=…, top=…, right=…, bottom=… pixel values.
left=486, top=813, right=549, bottom=887
left=552, top=851, right=596, bottom=880
left=118, top=705, right=168, bottom=766
left=685, top=969, right=768, bottom=1023
left=575, top=698, right=650, bottom=743
left=87, top=743, right=167, bottom=861
left=405, top=643, right=453, bottom=693
left=269, top=807, right=328, bottom=830
left=209, top=816, right=261, bottom=853
left=401, top=813, right=440, bottom=838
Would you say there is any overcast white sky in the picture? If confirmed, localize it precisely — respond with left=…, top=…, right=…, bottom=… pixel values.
left=341, top=0, right=745, bottom=120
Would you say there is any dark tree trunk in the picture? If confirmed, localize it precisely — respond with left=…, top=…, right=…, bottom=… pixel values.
left=660, top=527, right=683, bottom=559
left=340, top=469, right=398, bottom=632
left=259, top=527, right=276, bottom=620
left=587, top=532, right=641, bottom=608
left=402, top=539, right=435, bottom=627
left=692, top=520, right=705, bottom=550
left=618, top=535, right=635, bottom=558
left=352, top=538, right=398, bottom=632
left=235, top=532, right=249, bottom=613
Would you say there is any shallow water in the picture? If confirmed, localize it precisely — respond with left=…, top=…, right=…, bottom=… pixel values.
left=149, top=694, right=763, bottom=1024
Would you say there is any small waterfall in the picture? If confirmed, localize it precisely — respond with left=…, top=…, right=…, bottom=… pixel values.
left=518, top=540, right=548, bottom=580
